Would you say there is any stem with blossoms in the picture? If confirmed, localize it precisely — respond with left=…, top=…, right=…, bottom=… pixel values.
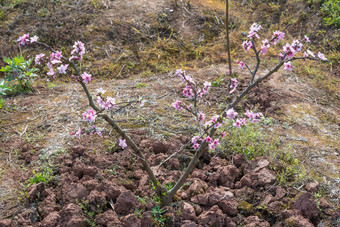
left=18, top=24, right=328, bottom=206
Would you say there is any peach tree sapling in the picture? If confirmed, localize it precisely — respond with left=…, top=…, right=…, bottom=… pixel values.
left=18, top=21, right=328, bottom=206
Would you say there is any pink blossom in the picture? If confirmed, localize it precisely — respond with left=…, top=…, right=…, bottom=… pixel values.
left=30, top=35, right=39, bottom=43
left=75, top=127, right=82, bottom=139
left=82, top=109, right=97, bottom=123
left=175, top=69, right=184, bottom=76
left=212, top=139, right=220, bottom=146
left=191, top=136, right=202, bottom=144
left=17, top=33, right=29, bottom=46
left=96, top=130, right=103, bottom=137
left=98, top=97, right=115, bottom=110
left=205, top=136, right=213, bottom=143
left=47, top=68, right=55, bottom=76
left=81, top=72, right=92, bottom=83
left=226, top=108, right=238, bottom=120
left=307, top=50, right=315, bottom=58
left=96, top=87, right=106, bottom=94
left=57, top=64, right=68, bottom=74
left=198, top=112, right=205, bottom=123
left=229, top=78, right=238, bottom=94
left=193, top=143, right=200, bottom=149
left=186, top=104, right=192, bottom=110
left=214, top=122, right=222, bottom=128
left=242, top=41, right=253, bottom=52
left=317, top=52, right=327, bottom=61
left=70, top=41, right=86, bottom=61
left=284, top=62, right=293, bottom=71
left=233, top=120, right=242, bottom=128
left=260, top=45, right=268, bottom=55
left=237, top=60, right=245, bottom=69
left=119, top=138, right=128, bottom=149
left=210, top=115, right=219, bottom=124
left=172, top=100, right=182, bottom=111
left=50, top=51, right=62, bottom=62
left=304, top=35, right=310, bottom=43
left=34, top=53, right=45, bottom=65
left=272, top=31, right=285, bottom=44
left=291, top=40, right=303, bottom=52
left=183, top=84, right=194, bottom=98
left=221, top=131, right=226, bottom=140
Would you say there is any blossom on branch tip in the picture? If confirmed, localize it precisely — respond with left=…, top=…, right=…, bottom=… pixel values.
left=317, top=52, right=327, bottom=61
left=272, top=31, right=285, bottom=44
left=30, top=35, right=39, bottom=43
left=237, top=61, right=245, bottom=69
left=81, top=72, right=92, bottom=83
left=75, top=127, right=82, bottom=138
left=82, top=109, right=97, bottom=123
left=205, top=136, right=213, bottom=143
left=198, top=112, right=205, bottom=123
left=242, top=41, right=253, bottom=52
left=35, top=53, right=45, bottom=65
left=70, top=41, right=86, bottom=61
left=284, top=62, right=292, bottom=71
left=17, top=33, right=29, bottom=46
left=172, top=100, right=182, bottom=111
left=193, top=143, right=200, bottom=149
left=119, top=138, right=127, bottom=149
left=57, top=64, right=68, bottom=74
left=304, top=35, right=310, bottom=43
left=226, top=108, right=238, bottom=120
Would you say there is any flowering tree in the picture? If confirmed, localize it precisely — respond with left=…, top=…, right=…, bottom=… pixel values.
left=17, top=22, right=327, bottom=205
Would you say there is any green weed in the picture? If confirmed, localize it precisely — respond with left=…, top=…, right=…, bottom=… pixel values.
left=151, top=206, right=167, bottom=227
left=28, top=166, right=54, bottom=186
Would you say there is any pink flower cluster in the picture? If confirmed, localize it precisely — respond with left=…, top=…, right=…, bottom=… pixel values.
left=237, top=60, right=245, bottom=69
left=70, top=41, right=86, bottom=61
left=17, top=33, right=38, bottom=46
left=172, top=99, right=182, bottom=111
left=82, top=109, right=97, bottom=123
left=233, top=110, right=262, bottom=128
left=97, top=96, right=116, bottom=110
left=248, top=23, right=262, bottom=39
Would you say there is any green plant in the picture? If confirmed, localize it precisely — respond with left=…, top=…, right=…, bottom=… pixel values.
left=28, top=166, right=53, bottom=185
left=107, top=165, right=118, bottom=175
left=165, top=182, right=174, bottom=191
left=0, top=56, right=38, bottom=93
left=0, top=79, right=12, bottom=95
left=76, top=199, right=96, bottom=227
left=321, top=0, right=340, bottom=27
left=211, top=77, right=224, bottom=87
left=135, top=82, right=149, bottom=88
left=151, top=206, right=167, bottom=227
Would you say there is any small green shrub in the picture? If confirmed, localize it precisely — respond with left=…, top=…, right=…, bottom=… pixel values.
left=321, top=0, right=340, bottom=27
left=151, top=206, right=167, bottom=227
left=0, top=56, right=38, bottom=93
left=28, top=167, right=53, bottom=185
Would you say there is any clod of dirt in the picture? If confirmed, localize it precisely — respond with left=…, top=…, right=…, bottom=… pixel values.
left=151, top=141, right=169, bottom=154
left=27, top=182, right=45, bottom=202
left=97, top=180, right=125, bottom=200
left=232, top=154, right=247, bottom=167
left=180, top=202, right=196, bottom=221
left=141, top=211, right=155, bottom=227
left=88, top=190, right=107, bottom=209
left=305, top=182, right=318, bottom=193
left=240, top=167, right=276, bottom=188
left=95, top=210, right=121, bottom=226
left=40, top=212, right=60, bottom=227
left=181, top=220, right=198, bottom=227
left=187, top=178, right=208, bottom=197
left=58, top=203, right=87, bottom=227
left=197, top=205, right=226, bottom=227
left=114, top=191, right=141, bottom=216
left=218, top=198, right=238, bottom=216
left=62, top=183, right=89, bottom=203
left=285, top=214, right=314, bottom=227
left=217, top=165, right=239, bottom=188
left=291, top=192, right=319, bottom=220
left=121, top=214, right=141, bottom=227
left=243, top=215, right=270, bottom=227
left=71, top=145, right=87, bottom=159
left=0, top=219, right=12, bottom=227
left=38, top=193, right=61, bottom=218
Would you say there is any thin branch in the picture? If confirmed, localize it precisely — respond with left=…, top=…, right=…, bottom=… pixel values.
left=250, top=39, right=261, bottom=83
